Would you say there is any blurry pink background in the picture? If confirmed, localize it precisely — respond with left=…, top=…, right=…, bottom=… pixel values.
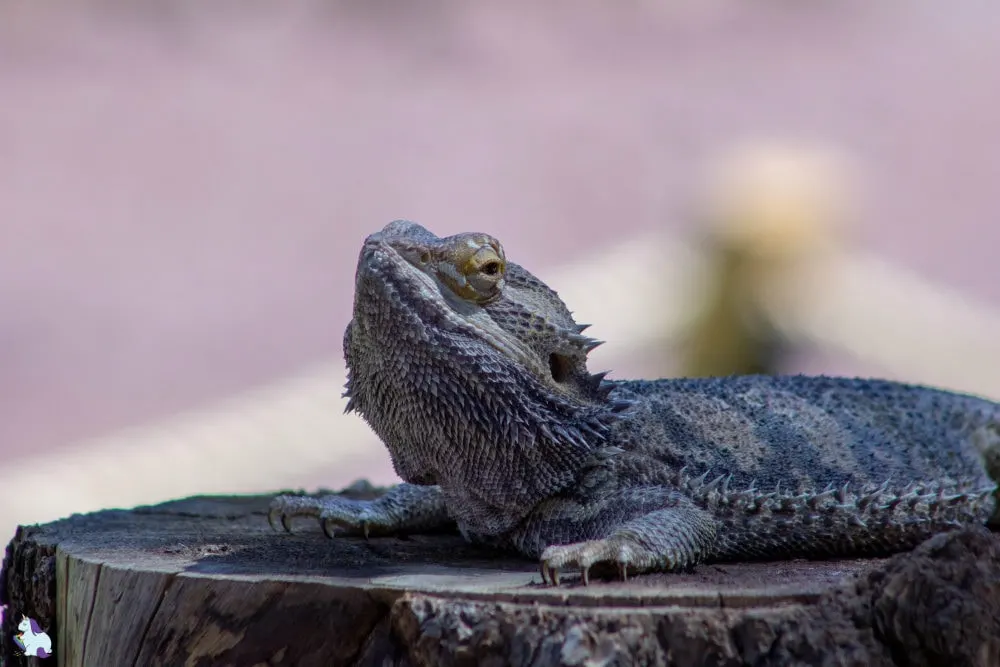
left=2, top=1, right=998, bottom=490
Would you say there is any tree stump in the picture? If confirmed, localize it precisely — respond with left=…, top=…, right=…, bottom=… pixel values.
left=2, top=493, right=999, bottom=667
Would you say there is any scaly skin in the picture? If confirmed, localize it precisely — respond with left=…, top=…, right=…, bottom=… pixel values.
left=269, top=220, right=1000, bottom=586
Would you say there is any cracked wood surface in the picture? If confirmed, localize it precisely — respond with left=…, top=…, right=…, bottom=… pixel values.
left=3, top=494, right=999, bottom=666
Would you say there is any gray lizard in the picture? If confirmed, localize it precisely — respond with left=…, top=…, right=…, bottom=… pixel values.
left=269, top=220, right=1000, bottom=585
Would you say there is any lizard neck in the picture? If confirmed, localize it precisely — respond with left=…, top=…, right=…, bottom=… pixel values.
left=343, top=319, right=622, bottom=535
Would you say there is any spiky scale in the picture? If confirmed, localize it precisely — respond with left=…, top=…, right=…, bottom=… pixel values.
left=589, top=371, right=610, bottom=389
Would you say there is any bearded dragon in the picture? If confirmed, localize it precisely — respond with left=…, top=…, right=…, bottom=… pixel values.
left=269, top=220, right=1000, bottom=585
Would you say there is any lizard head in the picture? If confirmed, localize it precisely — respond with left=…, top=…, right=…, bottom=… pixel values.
left=343, top=220, right=628, bottom=530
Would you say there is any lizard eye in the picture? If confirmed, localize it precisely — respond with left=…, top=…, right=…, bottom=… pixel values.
left=480, top=260, right=502, bottom=276
left=458, top=243, right=506, bottom=302
left=469, top=254, right=505, bottom=280
left=435, top=234, right=507, bottom=304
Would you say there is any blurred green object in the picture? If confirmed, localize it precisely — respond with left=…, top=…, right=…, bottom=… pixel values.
left=679, top=237, right=789, bottom=377
left=678, top=141, right=851, bottom=378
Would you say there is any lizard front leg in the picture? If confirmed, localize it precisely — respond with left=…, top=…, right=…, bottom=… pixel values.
left=269, top=483, right=453, bottom=538
left=513, top=487, right=719, bottom=586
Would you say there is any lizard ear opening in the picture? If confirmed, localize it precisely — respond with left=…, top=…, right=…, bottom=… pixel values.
left=549, top=352, right=573, bottom=383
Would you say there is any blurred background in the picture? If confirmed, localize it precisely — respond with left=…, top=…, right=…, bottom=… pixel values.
left=2, top=0, right=999, bottom=543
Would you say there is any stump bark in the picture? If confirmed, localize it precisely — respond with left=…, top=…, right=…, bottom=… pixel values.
left=2, top=493, right=999, bottom=667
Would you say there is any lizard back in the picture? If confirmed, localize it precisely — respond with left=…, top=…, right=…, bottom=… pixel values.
left=599, top=374, right=998, bottom=559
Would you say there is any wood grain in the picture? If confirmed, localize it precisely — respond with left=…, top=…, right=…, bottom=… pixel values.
left=2, top=494, right=997, bottom=666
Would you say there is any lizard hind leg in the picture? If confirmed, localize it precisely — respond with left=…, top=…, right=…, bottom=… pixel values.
left=539, top=504, right=719, bottom=586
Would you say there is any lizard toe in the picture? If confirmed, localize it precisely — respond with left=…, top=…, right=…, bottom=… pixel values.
left=268, top=494, right=386, bottom=536
left=268, top=494, right=328, bottom=533
left=318, top=499, right=400, bottom=537
left=540, top=539, right=633, bottom=586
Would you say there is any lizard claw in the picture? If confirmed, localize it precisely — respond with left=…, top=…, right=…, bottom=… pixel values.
left=269, top=494, right=322, bottom=533
left=539, top=561, right=560, bottom=586
left=267, top=507, right=292, bottom=533
left=540, top=536, right=650, bottom=586
left=540, top=540, right=608, bottom=586
left=269, top=493, right=394, bottom=538
left=320, top=515, right=370, bottom=539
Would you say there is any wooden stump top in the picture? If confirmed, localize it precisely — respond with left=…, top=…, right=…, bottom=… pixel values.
left=3, top=494, right=997, bottom=667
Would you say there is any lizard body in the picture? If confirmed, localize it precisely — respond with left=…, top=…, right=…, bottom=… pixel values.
left=270, top=220, right=999, bottom=584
